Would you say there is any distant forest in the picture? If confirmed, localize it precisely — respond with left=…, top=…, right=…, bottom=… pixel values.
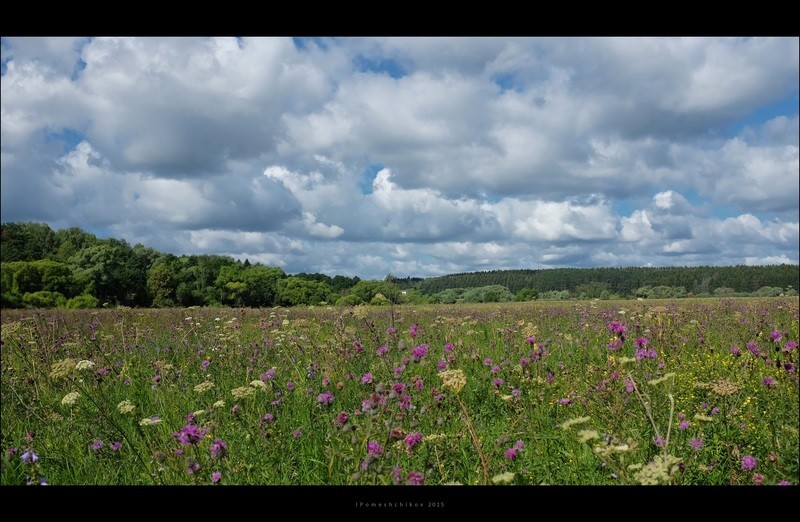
left=1, top=221, right=798, bottom=309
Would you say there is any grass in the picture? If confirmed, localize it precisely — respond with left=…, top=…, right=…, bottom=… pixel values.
left=1, top=298, right=797, bottom=486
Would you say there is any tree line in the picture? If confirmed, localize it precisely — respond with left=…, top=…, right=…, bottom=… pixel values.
left=1, top=222, right=797, bottom=309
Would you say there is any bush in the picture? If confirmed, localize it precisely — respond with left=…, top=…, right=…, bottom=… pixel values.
left=65, top=294, right=101, bottom=309
left=22, top=291, right=66, bottom=308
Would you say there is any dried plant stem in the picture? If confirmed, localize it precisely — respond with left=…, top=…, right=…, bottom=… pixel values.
left=456, top=395, right=489, bottom=485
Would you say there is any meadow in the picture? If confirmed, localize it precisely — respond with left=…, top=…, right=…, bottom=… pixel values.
left=1, top=298, right=797, bottom=486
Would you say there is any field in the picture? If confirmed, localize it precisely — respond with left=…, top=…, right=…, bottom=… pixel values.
left=1, top=298, right=798, bottom=487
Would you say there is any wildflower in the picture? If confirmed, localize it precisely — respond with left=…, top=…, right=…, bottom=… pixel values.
left=194, top=381, right=215, bottom=393
left=187, top=459, right=201, bottom=475
left=777, top=480, right=793, bottom=485
left=317, top=391, right=335, bottom=406
left=61, top=391, right=80, bottom=407
left=211, top=471, right=222, bottom=484
left=783, top=340, right=798, bottom=353
left=91, top=439, right=103, bottom=451
left=690, top=438, right=703, bottom=451
left=392, top=466, right=403, bottom=484
left=409, top=324, right=419, bottom=338
left=511, top=388, right=521, bottom=398
left=741, top=455, right=757, bottom=472
left=50, top=358, right=77, bottom=379
left=209, top=439, right=228, bottom=459
left=286, top=381, right=295, bottom=392
left=322, top=377, right=331, bottom=387
left=730, top=346, right=741, bottom=357
left=153, top=375, right=162, bottom=384
left=117, top=400, right=135, bottom=415
left=386, top=327, right=396, bottom=336
left=608, top=338, right=623, bottom=351
left=404, top=432, right=423, bottom=453
left=711, top=407, right=720, bottom=415
left=293, top=429, right=302, bottom=438
left=367, top=441, right=384, bottom=456
left=392, top=382, right=407, bottom=393
left=439, top=369, right=467, bottom=394
left=444, top=342, right=454, bottom=353
left=96, top=367, right=110, bottom=377
left=21, top=450, right=39, bottom=464
left=624, top=379, right=635, bottom=393
left=490, top=365, right=500, bottom=374
left=173, top=424, right=207, bottom=446
left=653, top=436, right=666, bottom=448
left=110, top=441, right=122, bottom=451
left=213, top=400, right=225, bottom=409
left=231, top=386, right=255, bottom=399
left=763, top=376, right=776, bottom=388
left=260, top=368, right=276, bottom=381
left=679, top=421, right=690, bottom=431
left=746, top=342, right=761, bottom=357
left=399, top=394, right=411, bottom=410
left=608, top=321, right=627, bottom=334
left=527, top=336, right=536, bottom=345
left=505, top=448, right=518, bottom=460
left=770, top=330, right=782, bottom=342
left=753, top=473, right=764, bottom=485
left=139, top=416, right=162, bottom=427
left=411, top=344, right=428, bottom=362
left=437, top=359, right=447, bottom=371
left=75, top=360, right=95, bottom=371
left=201, top=359, right=211, bottom=370
left=334, top=411, right=349, bottom=425
left=635, top=337, right=649, bottom=349
left=376, top=345, right=389, bottom=356
left=231, top=404, right=240, bottom=415
left=406, top=471, right=424, bottom=485
left=520, top=356, right=530, bottom=366
left=360, top=373, right=373, bottom=385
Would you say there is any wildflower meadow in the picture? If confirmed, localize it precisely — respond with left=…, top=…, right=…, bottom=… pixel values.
left=1, top=298, right=797, bottom=487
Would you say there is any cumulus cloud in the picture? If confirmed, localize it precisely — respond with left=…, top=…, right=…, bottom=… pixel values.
left=1, top=36, right=798, bottom=278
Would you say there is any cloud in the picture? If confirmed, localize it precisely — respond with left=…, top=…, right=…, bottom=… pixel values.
left=1, top=37, right=798, bottom=279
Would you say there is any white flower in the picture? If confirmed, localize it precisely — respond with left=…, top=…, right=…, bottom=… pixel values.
left=117, top=400, right=135, bottom=414
left=61, top=391, right=80, bottom=406
left=75, top=360, right=96, bottom=371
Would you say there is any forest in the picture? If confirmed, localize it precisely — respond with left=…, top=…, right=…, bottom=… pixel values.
left=1, top=221, right=797, bottom=309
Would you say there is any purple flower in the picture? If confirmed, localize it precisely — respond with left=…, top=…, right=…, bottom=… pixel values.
left=492, top=378, right=504, bottom=388
left=526, top=336, right=536, bottom=345
left=293, top=429, right=302, bottom=438
left=444, top=342, right=454, bottom=353
left=520, top=356, right=530, bottom=367
left=110, top=441, right=122, bottom=451
left=730, top=346, right=741, bottom=357
left=152, top=375, right=161, bottom=384
left=404, top=432, right=423, bottom=452
left=411, top=344, right=428, bottom=362
left=386, top=327, right=396, bottom=336
left=711, top=407, right=720, bottom=415
left=187, top=459, right=200, bottom=475
left=635, top=348, right=647, bottom=360
left=6, top=447, right=18, bottom=458
left=624, top=379, right=634, bottom=393
left=490, top=365, right=500, bottom=374
left=392, top=383, right=406, bottom=393
left=262, top=413, right=275, bottom=422
left=777, top=480, right=793, bottom=486
left=746, top=342, right=761, bottom=357
left=505, top=448, right=518, bottom=460
left=209, top=439, right=228, bottom=459
left=96, top=367, right=110, bottom=377
left=785, top=363, right=796, bottom=373
left=514, top=440, right=524, bottom=451
left=653, top=436, right=666, bottom=448
left=392, top=466, right=402, bottom=485
left=360, top=373, right=373, bottom=385
left=558, top=398, right=572, bottom=405
left=408, top=324, right=419, bottom=338
left=511, top=388, right=521, bottom=398
left=399, top=394, right=411, bottom=410
left=483, top=357, right=493, bottom=366
left=367, top=441, right=384, bottom=456
left=201, top=359, right=211, bottom=370
left=334, top=411, right=349, bottom=425
left=406, top=471, right=425, bottom=485
left=783, top=340, right=798, bottom=353
left=376, top=345, right=389, bottom=356
left=322, top=377, right=331, bottom=387
left=261, top=368, right=276, bottom=381
left=231, top=404, right=240, bottom=415
left=763, top=376, right=777, bottom=388
left=91, top=439, right=103, bottom=451
left=437, top=359, right=447, bottom=371
left=635, top=337, right=649, bottom=349
left=678, top=420, right=690, bottom=431
left=690, top=438, right=703, bottom=451
left=286, top=380, right=295, bottom=392
left=173, top=424, right=207, bottom=446
left=753, top=473, right=764, bottom=485
left=211, top=471, right=222, bottom=484
left=317, top=391, right=335, bottom=406
left=608, top=339, right=623, bottom=352
left=393, top=365, right=405, bottom=377
left=21, top=449, right=39, bottom=463
left=770, top=330, right=783, bottom=342
left=608, top=321, right=627, bottom=334
left=741, top=455, right=757, bottom=472
left=646, top=348, right=657, bottom=359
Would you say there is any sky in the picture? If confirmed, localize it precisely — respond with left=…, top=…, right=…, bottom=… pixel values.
left=1, top=36, right=798, bottom=279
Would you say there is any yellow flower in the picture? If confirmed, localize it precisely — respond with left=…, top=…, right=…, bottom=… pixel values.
left=439, top=369, right=467, bottom=394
